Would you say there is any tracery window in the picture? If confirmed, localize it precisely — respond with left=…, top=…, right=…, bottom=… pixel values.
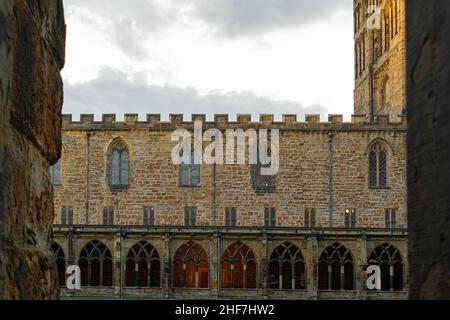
left=110, top=142, right=129, bottom=187
left=269, top=242, right=306, bottom=290
left=125, top=241, right=160, bottom=287
left=173, top=241, right=209, bottom=288
left=50, top=242, right=66, bottom=286
left=368, top=243, right=403, bottom=291
left=369, top=142, right=387, bottom=188
left=318, top=243, right=354, bottom=291
left=79, top=240, right=113, bottom=287
left=221, top=241, right=257, bottom=289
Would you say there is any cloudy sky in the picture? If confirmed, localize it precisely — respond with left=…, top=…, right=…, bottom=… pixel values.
left=62, top=0, right=354, bottom=122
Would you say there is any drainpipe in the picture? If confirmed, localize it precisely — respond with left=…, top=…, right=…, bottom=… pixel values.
left=85, top=131, right=91, bottom=225
left=212, top=160, right=217, bottom=226
left=327, top=131, right=335, bottom=228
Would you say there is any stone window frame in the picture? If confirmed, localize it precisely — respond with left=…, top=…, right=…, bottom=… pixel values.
left=172, top=241, right=209, bottom=289
left=264, top=207, right=276, bottom=227
left=366, top=138, right=394, bottom=190
left=106, top=138, right=132, bottom=191
left=385, top=208, right=397, bottom=228
left=125, top=240, right=161, bottom=288
left=344, top=209, right=357, bottom=228
left=179, top=145, right=201, bottom=188
left=61, top=206, right=74, bottom=225
left=78, top=240, right=113, bottom=287
left=50, top=159, right=61, bottom=186
left=143, top=207, right=155, bottom=226
left=318, top=242, right=355, bottom=291
left=368, top=242, right=404, bottom=291
left=225, top=207, right=237, bottom=227
left=251, top=141, right=277, bottom=194
left=102, top=206, right=114, bottom=225
left=184, top=206, right=197, bottom=226
left=220, top=241, right=257, bottom=289
left=304, top=208, right=316, bottom=228
left=268, top=242, right=306, bottom=290
left=50, top=242, right=66, bottom=287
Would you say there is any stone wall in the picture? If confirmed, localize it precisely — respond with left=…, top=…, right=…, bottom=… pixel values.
left=406, top=0, right=450, bottom=299
left=0, top=0, right=65, bottom=299
left=354, top=0, right=406, bottom=122
left=54, top=114, right=407, bottom=229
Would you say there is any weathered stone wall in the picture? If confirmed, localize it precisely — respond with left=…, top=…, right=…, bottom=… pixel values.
left=0, top=0, right=65, bottom=299
left=406, top=0, right=450, bottom=299
left=354, top=0, right=406, bottom=122
left=54, top=115, right=407, bottom=229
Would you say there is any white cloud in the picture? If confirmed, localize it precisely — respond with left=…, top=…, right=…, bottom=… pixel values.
left=63, top=68, right=328, bottom=121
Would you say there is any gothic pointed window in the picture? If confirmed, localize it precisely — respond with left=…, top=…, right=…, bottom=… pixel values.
left=125, top=241, right=160, bottom=288
left=369, top=243, right=403, bottom=291
left=109, top=142, right=129, bottom=188
left=79, top=240, right=113, bottom=287
left=173, top=241, right=208, bottom=288
left=221, top=241, right=257, bottom=289
left=269, top=242, right=306, bottom=290
left=50, top=242, right=66, bottom=286
left=50, top=160, right=61, bottom=185
left=369, top=143, right=388, bottom=188
left=318, top=243, right=354, bottom=291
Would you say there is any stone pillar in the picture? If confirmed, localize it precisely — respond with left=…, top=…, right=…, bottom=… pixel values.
left=0, top=0, right=66, bottom=299
left=162, top=234, right=171, bottom=298
left=308, top=234, right=318, bottom=299
left=209, top=233, right=220, bottom=298
left=357, top=234, right=368, bottom=299
left=260, top=233, right=268, bottom=299
left=113, top=229, right=123, bottom=297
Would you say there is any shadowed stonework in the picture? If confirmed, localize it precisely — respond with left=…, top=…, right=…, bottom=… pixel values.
left=406, top=0, right=450, bottom=300
left=0, top=0, right=65, bottom=299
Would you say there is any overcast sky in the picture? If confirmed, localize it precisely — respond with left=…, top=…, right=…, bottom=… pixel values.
left=62, top=0, right=354, bottom=122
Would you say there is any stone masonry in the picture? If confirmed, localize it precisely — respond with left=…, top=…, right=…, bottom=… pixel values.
left=0, top=0, right=65, bottom=299
left=53, top=114, right=408, bottom=299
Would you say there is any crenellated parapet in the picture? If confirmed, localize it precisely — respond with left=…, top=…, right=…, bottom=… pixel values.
left=61, top=113, right=407, bottom=131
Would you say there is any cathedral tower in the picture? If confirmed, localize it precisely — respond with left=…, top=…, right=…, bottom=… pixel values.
left=353, top=0, right=406, bottom=121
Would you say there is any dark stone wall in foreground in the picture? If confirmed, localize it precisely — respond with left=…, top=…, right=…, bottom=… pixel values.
left=406, top=1, right=450, bottom=299
left=0, top=0, right=65, bottom=299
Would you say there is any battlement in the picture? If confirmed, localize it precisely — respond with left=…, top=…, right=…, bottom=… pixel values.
left=61, top=114, right=407, bottom=131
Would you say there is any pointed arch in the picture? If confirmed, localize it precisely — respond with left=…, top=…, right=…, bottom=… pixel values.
left=107, top=138, right=131, bottom=188
left=318, top=243, right=354, bottom=291
left=269, top=242, right=306, bottom=290
left=369, top=243, right=403, bottom=291
left=221, top=241, right=257, bottom=289
left=50, top=242, right=66, bottom=286
left=125, top=241, right=161, bottom=288
left=173, top=241, right=209, bottom=288
left=368, top=140, right=389, bottom=188
left=78, top=240, right=113, bottom=287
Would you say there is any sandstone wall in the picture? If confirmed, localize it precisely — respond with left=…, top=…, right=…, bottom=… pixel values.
left=54, top=115, right=407, bottom=229
left=0, top=0, right=65, bottom=299
left=354, top=0, right=406, bottom=121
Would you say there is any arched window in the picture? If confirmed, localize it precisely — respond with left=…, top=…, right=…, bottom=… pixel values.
left=221, top=241, right=257, bottom=289
left=50, top=242, right=66, bottom=286
left=79, top=240, right=113, bottom=287
left=173, top=241, right=208, bottom=288
left=109, top=142, right=129, bottom=187
left=125, top=241, right=160, bottom=288
left=50, top=159, right=61, bottom=185
left=369, top=142, right=388, bottom=188
left=369, top=243, right=403, bottom=291
left=318, top=243, right=354, bottom=291
left=269, top=242, right=306, bottom=290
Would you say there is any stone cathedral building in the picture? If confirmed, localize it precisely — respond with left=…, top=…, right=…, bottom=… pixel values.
left=51, top=0, right=408, bottom=299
